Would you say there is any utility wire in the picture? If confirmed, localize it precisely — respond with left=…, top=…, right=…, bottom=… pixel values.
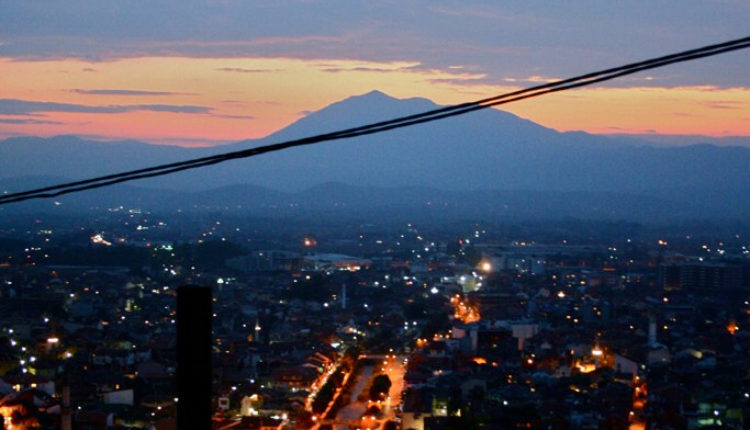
left=1, top=35, right=749, bottom=205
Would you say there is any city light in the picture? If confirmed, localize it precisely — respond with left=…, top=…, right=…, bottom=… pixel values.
left=727, top=321, right=739, bottom=335
left=480, top=260, right=492, bottom=273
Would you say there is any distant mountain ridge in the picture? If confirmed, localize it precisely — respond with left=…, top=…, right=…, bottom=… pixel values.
left=1, top=90, right=749, bottom=219
left=0, top=177, right=702, bottom=222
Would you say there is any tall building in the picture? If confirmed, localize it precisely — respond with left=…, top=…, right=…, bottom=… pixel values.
left=660, top=261, right=749, bottom=294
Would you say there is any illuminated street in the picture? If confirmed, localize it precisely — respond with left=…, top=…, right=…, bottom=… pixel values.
left=312, top=355, right=407, bottom=430
left=333, top=364, right=373, bottom=428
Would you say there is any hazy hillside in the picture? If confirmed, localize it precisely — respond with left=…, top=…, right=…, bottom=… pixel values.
left=2, top=90, right=749, bottom=219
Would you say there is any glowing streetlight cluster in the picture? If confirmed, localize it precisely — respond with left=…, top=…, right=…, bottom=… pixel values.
left=451, top=294, right=480, bottom=324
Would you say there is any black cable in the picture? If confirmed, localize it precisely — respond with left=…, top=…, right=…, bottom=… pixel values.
left=1, top=35, right=748, bottom=205
left=3, top=36, right=748, bottom=203
left=3, top=37, right=749, bottom=204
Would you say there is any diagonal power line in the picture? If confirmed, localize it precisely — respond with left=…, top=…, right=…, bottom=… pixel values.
left=1, top=35, right=749, bottom=205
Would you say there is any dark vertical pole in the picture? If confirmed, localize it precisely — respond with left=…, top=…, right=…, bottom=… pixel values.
left=61, top=385, right=71, bottom=430
left=177, top=285, right=212, bottom=430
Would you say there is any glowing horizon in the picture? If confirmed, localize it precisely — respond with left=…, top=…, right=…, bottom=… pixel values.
left=1, top=56, right=749, bottom=147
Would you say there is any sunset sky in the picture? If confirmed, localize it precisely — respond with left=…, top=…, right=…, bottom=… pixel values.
left=1, top=1, right=748, bottom=146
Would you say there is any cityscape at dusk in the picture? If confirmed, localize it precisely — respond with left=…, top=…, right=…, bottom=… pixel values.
left=1, top=2, right=750, bottom=430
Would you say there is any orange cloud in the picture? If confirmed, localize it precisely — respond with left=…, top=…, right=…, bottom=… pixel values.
left=503, top=86, right=750, bottom=136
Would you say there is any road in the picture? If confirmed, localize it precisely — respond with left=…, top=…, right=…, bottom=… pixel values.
left=337, top=355, right=406, bottom=430
left=334, top=364, right=373, bottom=428
left=380, top=355, right=406, bottom=421
left=310, top=355, right=407, bottom=429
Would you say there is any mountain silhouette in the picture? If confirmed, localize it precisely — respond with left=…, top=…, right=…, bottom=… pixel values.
left=1, top=90, right=749, bottom=219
